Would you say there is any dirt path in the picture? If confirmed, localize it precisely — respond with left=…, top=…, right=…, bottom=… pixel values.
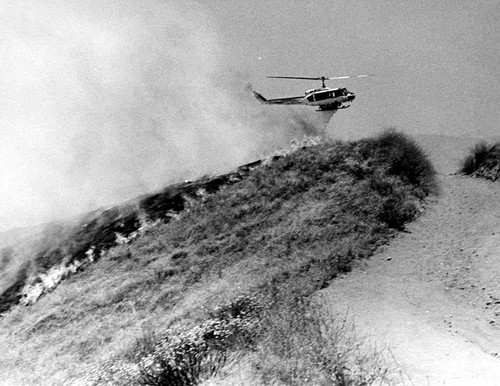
left=322, top=137, right=500, bottom=385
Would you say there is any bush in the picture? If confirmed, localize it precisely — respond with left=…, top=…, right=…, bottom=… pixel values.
left=360, top=128, right=437, bottom=195
left=85, top=297, right=259, bottom=386
left=460, top=141, right=500, bottom=181
left=136, top=321, right=236, bottom=386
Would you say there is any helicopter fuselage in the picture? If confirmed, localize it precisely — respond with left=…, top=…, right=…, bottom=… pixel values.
left=252, top=86, right=356, bottom=111
left=252, top=73, right=370, bottom=111
left=304, top=87, right=355, bottom=110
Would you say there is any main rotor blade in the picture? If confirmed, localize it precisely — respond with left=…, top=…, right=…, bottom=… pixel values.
left=267, top=74, right=374, bottom=81
left=267, top=76, right=322, bottom=80
left=326, top=74, right=374, bottom=80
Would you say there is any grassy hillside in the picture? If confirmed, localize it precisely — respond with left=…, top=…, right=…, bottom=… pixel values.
left=0, top=159, right=266, bottom=314
left=460, top=141, right=500, bottom=181
left=0, top=130, right=436, bottom=385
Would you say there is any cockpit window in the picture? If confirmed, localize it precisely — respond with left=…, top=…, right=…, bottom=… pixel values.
left=314, top=92, right=330, bottom=101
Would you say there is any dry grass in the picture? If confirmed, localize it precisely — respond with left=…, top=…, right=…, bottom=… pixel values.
left=254, top=297, right=401, bottom=385
left=0, top=129, right=435, bottom=385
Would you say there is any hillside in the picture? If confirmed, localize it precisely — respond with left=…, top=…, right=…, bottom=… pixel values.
left=323, top=134, right=500, bottom=385
left=0, top=130, right=437, bottom=385
left=0, top=158, right=267, bottom=314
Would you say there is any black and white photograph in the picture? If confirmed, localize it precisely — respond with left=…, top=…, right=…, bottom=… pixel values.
left=0, top=1, right=499, bottom=384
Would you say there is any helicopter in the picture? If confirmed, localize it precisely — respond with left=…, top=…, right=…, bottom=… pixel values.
left=252, top=75, right=373, bottom=111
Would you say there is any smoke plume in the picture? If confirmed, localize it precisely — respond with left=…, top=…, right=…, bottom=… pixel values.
left=0, top=1, right=326, bottom=231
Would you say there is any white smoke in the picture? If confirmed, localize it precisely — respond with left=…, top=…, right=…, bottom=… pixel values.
left=0, top=1, right=326, bottom=231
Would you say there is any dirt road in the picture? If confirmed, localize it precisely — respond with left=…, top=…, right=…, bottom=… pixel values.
left=322, top=135, right=500, bottom=385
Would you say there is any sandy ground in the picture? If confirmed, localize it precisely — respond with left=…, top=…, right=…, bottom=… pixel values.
left=322, top=135, right=500, bottom=385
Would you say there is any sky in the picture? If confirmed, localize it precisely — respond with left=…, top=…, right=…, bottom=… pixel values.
left=208, top=0, right=499, bottom=140
left=0, top=0, right=498, bottom=231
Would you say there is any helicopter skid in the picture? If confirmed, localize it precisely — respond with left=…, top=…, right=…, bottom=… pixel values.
left=316, top=104, right=350, bottom=112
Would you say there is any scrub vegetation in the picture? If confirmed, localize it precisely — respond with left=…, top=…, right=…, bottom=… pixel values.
left=0, top=129, right=436, bottom=385
left=460, top=141, right=500, bottom=181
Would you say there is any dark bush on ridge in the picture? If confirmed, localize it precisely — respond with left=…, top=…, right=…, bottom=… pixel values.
left=359, top=129, right=437, bottom=195
left=460, top=141, right=500, bottom=181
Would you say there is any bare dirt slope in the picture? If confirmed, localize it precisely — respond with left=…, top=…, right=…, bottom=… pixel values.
left=322, top=135, right=500, bottom=385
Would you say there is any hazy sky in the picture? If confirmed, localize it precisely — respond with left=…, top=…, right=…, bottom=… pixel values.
left=0, top=0, right=498, bottom=230
left=209, top=0, right=499, bottom=139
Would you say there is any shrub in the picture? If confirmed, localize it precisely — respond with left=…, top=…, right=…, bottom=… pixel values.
left=136, top=321, right=235, bottom=386
left=460, top=141, right=500, bottom=181
left=85, top=296, right=259, bottom=386
left=360, top=128, right=437, bottom=194
left=209, top=294, right=261, bottom=322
